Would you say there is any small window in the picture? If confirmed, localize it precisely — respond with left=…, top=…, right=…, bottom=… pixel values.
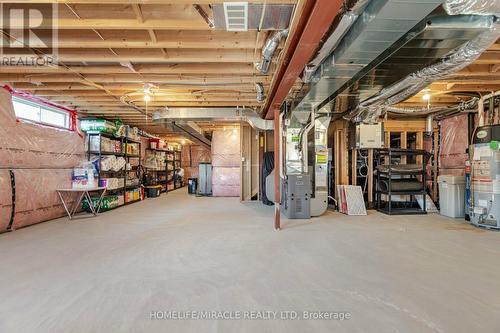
left=12, top=96, right=70, bottom=129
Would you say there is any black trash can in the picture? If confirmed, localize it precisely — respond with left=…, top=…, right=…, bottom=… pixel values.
left=188, top=178, right=198, bottom=194
left=144, top=185, right=161, bottom=198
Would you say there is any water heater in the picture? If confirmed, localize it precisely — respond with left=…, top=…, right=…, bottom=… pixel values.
left=469, top=125, right=500, bottom=229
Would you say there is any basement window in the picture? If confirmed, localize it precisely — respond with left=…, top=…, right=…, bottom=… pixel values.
left=12, top=96, right=71, bottom=130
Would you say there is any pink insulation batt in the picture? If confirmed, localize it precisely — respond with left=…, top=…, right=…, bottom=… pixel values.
left=181, top=144, right=211, bottom=179
left=211, top=130, right=240, bottom=197
left=0, top=88, right=85, bottom=232
left=439, top=114, right=469, bottom=176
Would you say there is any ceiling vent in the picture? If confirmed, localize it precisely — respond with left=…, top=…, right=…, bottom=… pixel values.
left=223, top=2, right=248, bottom=31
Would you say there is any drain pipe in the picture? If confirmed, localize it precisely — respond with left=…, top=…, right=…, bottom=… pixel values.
left=256, top=29, right=289, bottom=74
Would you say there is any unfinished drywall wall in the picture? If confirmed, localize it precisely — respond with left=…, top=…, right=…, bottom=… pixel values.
left=0, top=88, right=85, bottom=233
left=211, top=129, right=240, bottom=197
left=440, top=114, right=468, bottom=176
left=181, top=144, right=211, bottom=179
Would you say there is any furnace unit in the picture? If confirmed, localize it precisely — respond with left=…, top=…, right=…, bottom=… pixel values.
left=281, top=174, right=311, bottom=219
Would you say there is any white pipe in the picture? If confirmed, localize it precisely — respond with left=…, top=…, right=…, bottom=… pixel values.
left=302, top=110, right=315, bottom=174
left=279, top=111, right=285, bottom=180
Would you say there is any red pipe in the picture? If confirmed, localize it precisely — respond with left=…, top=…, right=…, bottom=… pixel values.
left=265, top=0, right=344, bottom=119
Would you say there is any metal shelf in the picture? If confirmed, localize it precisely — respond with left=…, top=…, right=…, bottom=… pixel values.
left=125, top=137, right=141, bottom=144
left=86, top=127, right=142, bottom=211
left=89, top=151, right=124, bottom=156
left=124, top=199, right=141, bottom=205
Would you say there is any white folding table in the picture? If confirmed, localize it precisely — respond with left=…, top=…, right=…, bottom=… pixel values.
left=56, top=187, right=107, bottom=220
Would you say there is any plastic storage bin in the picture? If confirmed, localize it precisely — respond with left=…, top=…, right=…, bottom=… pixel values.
left=188, top=178, right=198, bottom=194
left=438, top=175, right=466, bottom=218
left=144, top=185, right=161, bottom=198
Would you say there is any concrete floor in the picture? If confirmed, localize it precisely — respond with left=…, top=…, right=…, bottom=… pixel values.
left=0, top=190, right=499, bottom=333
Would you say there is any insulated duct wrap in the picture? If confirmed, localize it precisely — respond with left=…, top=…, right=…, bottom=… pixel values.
left=384, top=98, right=479, bottom=117
left=348, top=18, right=498, bottom=122
left=444, top=0, right=500, bottom=16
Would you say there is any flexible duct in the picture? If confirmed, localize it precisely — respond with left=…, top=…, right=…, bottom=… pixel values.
left=384, top=97, right=479, bottom=116
left=444, top=0, right=500, bottom=16
left=256, top=29, right=288, bottom=74
left=346, top=17, right=498, bottom=123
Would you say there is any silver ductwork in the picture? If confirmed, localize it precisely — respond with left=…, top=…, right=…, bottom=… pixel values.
left=289, top=0, right=444, bottom=123
left=162, top=121, right=212, bottom=148
left=347, top=16, right=497, bottom=122
left=256, top=29, right=288, bottom=74
left=152, top=107, right=273, bottom=131
left=444, top=0, right=500, bottom=16
left=302, top=13, right=358, bottom=83
left=255, top=83, right=265, bottom=102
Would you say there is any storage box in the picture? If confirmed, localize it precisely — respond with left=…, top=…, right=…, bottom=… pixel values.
left=149, top=138, right=160, bottom=150
left=72, top=168, right=96, bottom=189
left=80, top=119, right=116, bottom=134
left=83, top=195, right=121, bottom=211
left=438, top=175, right=466, bottom=218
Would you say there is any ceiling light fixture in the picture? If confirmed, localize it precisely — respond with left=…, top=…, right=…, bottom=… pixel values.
left=422, top=93, right=431, bottom=101
left=144, top=94, right=151, bottom=102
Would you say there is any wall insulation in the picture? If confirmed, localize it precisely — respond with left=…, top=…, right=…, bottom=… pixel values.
left=181, top=144, right=211, bottom=179
left=0, top=88, right=84, bottom=233
left=439, top=114, right=469, bottom=176
left=211, top=129, right=240, bottom=197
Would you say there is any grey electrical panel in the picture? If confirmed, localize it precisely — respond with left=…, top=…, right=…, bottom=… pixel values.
left=198, top=162, right=212, bottom=196
left=282, top=174, right=311, bottom=219
left=349, top=123, right=384, bottom=149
